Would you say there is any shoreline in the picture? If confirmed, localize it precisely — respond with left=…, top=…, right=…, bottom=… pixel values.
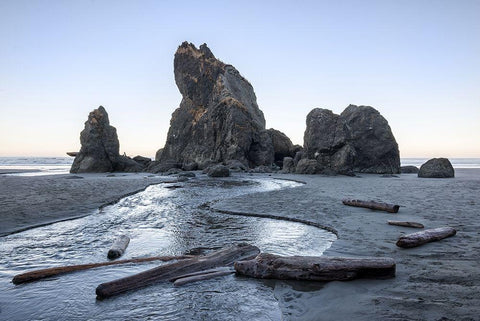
left=1, top=169, right=479, bottom=319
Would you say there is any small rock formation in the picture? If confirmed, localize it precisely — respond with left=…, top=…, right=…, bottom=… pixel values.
left=206, top=165, right=230, bottom=177
left=418, top=158, right=454, bottom=178
left=301, top=105, right=400, bottom=174
left=401, top=165, right=419, bottom=174
left=267, top=128, right=295, bottom=166
left=71, top=106, right=143, bottom=173
left=159, top=42, right=274, bottom=169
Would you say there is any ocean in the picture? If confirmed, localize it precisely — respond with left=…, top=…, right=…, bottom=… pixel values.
left=0, top=157, right=479, bottom=176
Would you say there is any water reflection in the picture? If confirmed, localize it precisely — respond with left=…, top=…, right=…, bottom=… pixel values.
left=0, top=176, right=336, bottom=320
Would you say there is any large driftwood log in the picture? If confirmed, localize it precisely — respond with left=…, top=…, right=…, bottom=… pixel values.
left=396, top=227, right=456, bottom=248
left=108, top=235, right=130, bottom=259
left=388, top=220, right=424, bottom=228
left=342, top=199, right=400, bottom=213
left=12, top=255, right=193, bottom=285
left=235, top=253, right=395, bottom=281
left=96, top=243, right=260, bottom=299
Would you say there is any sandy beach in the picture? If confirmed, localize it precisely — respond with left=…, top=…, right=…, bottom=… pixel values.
left=0, top=172, right=169, bottom=236
left=1, top=170, right=479, bottom=320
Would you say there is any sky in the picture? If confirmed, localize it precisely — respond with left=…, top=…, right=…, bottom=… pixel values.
left=0, top=0, right=479, bottom=158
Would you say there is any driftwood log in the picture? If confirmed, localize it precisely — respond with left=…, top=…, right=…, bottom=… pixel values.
left=388, top=221, right=424, bottom=228
left=342, top=199, right=400, bottom=213
left=108, top=235, right=130, bottom=259
left=396, top=227, right=456, bottom=248
left=173, top=267, right=235, bottom=286
left=96, top=243, right=260, bottom=299
left=234, top=253, right=396, bottom=281
left=12, top=255, right=193, bottom=285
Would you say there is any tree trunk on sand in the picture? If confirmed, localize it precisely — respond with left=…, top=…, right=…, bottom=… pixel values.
left=95, top=243, right=260, bottom=299
left=396, top=227, right=456, bottom=248
left=388, top=221, right=424, bottom=228
left=108, top=235, right=130, bottom=259
left=12, top=255, right=193, bottom=285
left=342, top=199, right=400, bottom=213
left=234, top=253, right=396, bottom=281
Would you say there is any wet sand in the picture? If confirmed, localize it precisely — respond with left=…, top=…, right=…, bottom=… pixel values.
left=1, top=170, right=479, bottom=320
left=0, top=172, right=170, bottom=236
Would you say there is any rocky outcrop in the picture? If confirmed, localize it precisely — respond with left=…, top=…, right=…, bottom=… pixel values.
left=159, top=42, right=274, bottom=168
left=71, top=106, right=143, bottom=173
left=401, top=166, right=419, bottom=174
left=418, top=158, right=454, bottom=178
left=267, top=128, right=295, bottom=165
left=302, top=105, right=400, bottom=174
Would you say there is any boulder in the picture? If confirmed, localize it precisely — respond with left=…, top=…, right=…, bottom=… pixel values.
left=401, top=165, right=419, bottom=174
left=206, top=165, right=230, bottom=177
left=302, top=105, right=400, bottom=174
left=295, top=159, right=318, bottom=174
left=418, top=158, right=454, bottom=178
left=71, top=106, right=143, bottom=173
left=182, top=162, right=199, bottom=171
left=146, top=160, right=181, bottom=173
left=267, top=128, right=295, bottom=165
left=280, top=157, right=295, bottom=173
left=160, top=42, right=274, bottom=168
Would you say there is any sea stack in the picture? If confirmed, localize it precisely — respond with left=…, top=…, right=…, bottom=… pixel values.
left=301, top=105, right=400, bottom=174
left=71, top=106, right=142, bottom=173
left=158, top=42, right=274, bottom=168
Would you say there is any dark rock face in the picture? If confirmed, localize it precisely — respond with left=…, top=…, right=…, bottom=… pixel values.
left=295, top=159, right=318, bottom=174
left=71, top=106, right=142, bottom=173
left=159, top=42, right=274, bottom=168
left=401, top=165, right=419, bottom=174
left=302, top=105, right=400, bottom=174
left=418, top=158, right=454, bottom=178
left=267, top=128, right=295, bottom=165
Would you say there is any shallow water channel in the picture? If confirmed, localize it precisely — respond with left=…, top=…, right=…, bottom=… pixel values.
left=0, top=176, right=336, bottom=320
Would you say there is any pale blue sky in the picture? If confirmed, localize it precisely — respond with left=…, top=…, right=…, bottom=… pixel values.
left=1, top=0, right=479, bottom=157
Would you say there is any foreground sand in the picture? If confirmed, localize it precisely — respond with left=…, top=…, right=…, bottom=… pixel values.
left=1, top=169, right=479, bottom=320
left=0, top=172, right=169, bottom=236
left=214, top=169, right=480, bottom=320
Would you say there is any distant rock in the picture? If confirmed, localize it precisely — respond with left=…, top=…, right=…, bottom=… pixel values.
left=159, top=42, right=274, bottom=168
left=401, top=165, right=419, bottom=174
left=418, top=158, right=454, bottom=178
left=281, top=157, right=295, bottom=173
left=267, top=128, right=295, bottom=166
left=71, top=106, right=143, bottom=173
left=302, top=105, right=400, bottom=175
left=295, top=159, right=318, bottom=174
left=206, top=165, right=230, bottom=177
left=133, top=156, right=152, bottom=167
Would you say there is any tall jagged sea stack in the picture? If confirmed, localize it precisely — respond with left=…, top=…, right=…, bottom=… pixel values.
left=158, top=42, right=274, bottom=168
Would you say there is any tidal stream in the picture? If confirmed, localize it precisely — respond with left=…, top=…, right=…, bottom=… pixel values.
left=0, top=176, right=336, bottom=320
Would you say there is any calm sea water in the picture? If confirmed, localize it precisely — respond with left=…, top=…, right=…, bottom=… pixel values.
left=0, top=157, right=479, bottom=176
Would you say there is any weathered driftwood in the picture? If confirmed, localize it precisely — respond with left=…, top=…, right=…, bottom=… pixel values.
left=12, top=255, right=193, bottom=285
left=388, top=220, right=424, bottom=228
left=173, top=267, right=235, bottom=286
left=95, top=243, right=260, bottom=299
left=342, top=199, right=400, bottom=213
left=108, top=235, right=130, bottom=259
left=396, top=227, right=456, bottom=248
left=234, top=253, right=396, bottom=281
